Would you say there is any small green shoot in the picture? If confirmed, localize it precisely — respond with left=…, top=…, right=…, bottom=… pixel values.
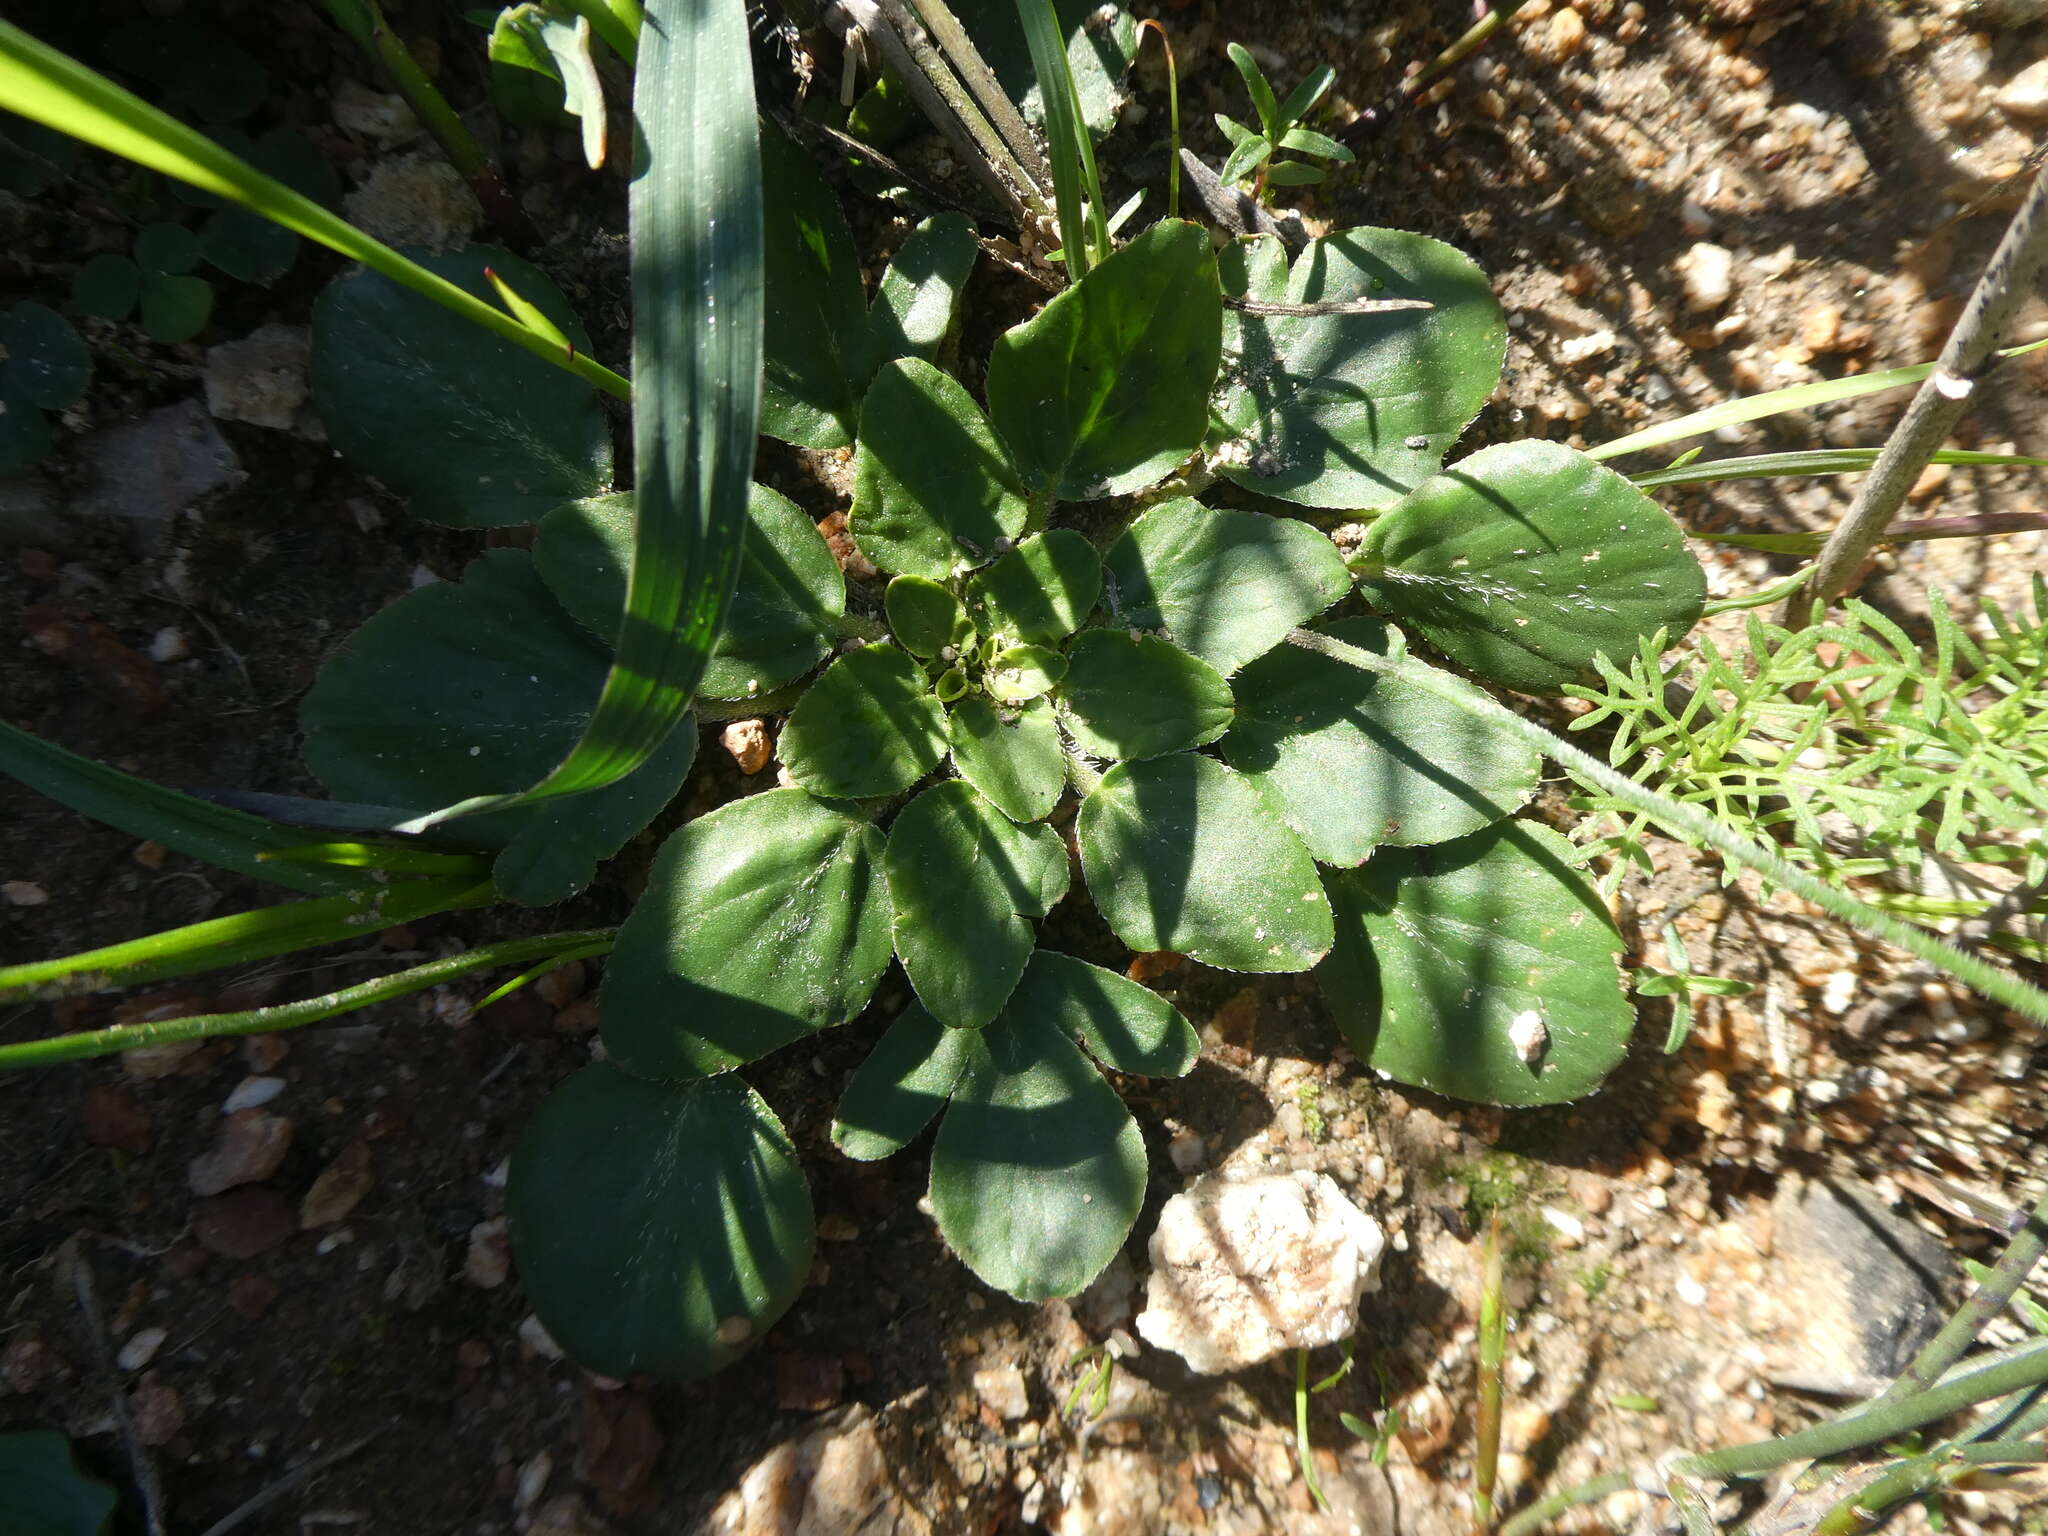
left=1294, top=1340, right=1356, bottom=1512
left=1064, top=1344, right=1116, bottom=1421
left=1216, top=43, right=1353, bottom=203
left=1475, top=1212, right=1507, bottom=1531
left=1612, top=1393, right=1663, bottom=1413
left=1632, top=923, right=1753, bottom=1053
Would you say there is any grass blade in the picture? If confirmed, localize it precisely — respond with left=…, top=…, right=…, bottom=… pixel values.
left=1016, top=0, right=1105, bottom=276
left=0, top=19, right=628, bottom=401
left=395, top=0, right=762, bottom=833
left=0, top=877, right=494, bottom=1002
left=1631, top=446, right=2048, bottom=488
left=1588, top=337, right=2048, bottom=463
left=0, top=721, right=392, bottom=897
left=0, top=930, right=614, bottom=1072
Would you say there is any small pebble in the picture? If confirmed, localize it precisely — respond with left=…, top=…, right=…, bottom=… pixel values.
left=972, top=1363, right=1030, bottom=1421
left=719, top=718, right=774, bottom=776
left=222, top=1076, right=286, bottom=1114
left=2, top=881, right=49, bottom=907
left=116, top=1326, right=168, bottom=1372
left=1678, top=243, right=1735, bottom=312
left=1995, top=57, right=2048, bottom=122
left=464, top=1218, right=511, bottom=1288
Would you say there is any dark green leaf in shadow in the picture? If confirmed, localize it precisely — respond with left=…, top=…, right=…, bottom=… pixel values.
left=851, top=358, right=1030, bottom=579
left=884, top=780, right=1069, bottom=1029
left=885, top=575, right=974, bottom=658
left=536, top=484, right=844, bottom=700
left=940, top=0, right=1137, bottom=141
left=779, top=642, right=948, bottom=798
left=300, top=551, right=684, bottom=903
left=599, top=787, right=892, bottom=1078
left=200, top=206, right=297, bottom=284
left=1318, top=820, right=1634, bottom=1106
left=1353, top=440, right=1706, bottom=694
left=864, top=212, right=979, bottom=375
left=1211, top=229, right=1505, bottom=509
left=759, top=118, right=867, bottom=447
left=929, top=1006, right=1145, bottom=1299
left=0, top=1430, right=117, bottom=1536
left=70, top=254, right=140, bottom=320
left=507, top=1064, right=813, bottom=1380
left=1059, top=630, right=1232, bottom=761
left=1010, top=949, right=1197, bottom=1077
left=1222, top=617, right=1541, bottom=866
left=310, top=244, right=611, bottom=526
left=106, top=18, right=267, bottom=123
left=986, top=220, right=1221, bottom=503
left=1077, top=754, right=1331, bottom=971
left=965, top=529, right=1102, bottom=645
left=138, top=272, right=211, bottom=344
left=832, top=1003, right=975, bottom=1161
left=1101, top=498, right=1349, bottom=674
left=948, top=695, right=1064, bottom=823
left=0, top=301, right=89, bottom=408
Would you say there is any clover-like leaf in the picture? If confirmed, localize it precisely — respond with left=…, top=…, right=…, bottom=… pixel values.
left=1353, top=440, right=1707, bottom=694
left=1211, top=229, right=1505, bottom=509
left=1319, top=820, right=1634, bottom=1106
left=832, top=1003, right=976, bottom=1161
left=986, top=220, right=1221, bottom=503
left=864, top=212, right=980, bottom=376
left=966, top=529, right=1103, bottom=645
left=779, top=642, right=949, bottom=798
left=0, top=301, right=90, bottom=410
left=1059, top=630, right=1233, bottom=761
left=536, top=484, right=845, bottom=702
left=599, top=787, right=893, bottom=1078
left=1101, top=499, right=1349, bottom=674
left=311, top=245, right=612, bottom=526
left=1010, top=950, right=1198, bottom=1077
left=851, top=358, right=1031, bottom=579
left=948, top=695, right=1065, bottom=823
left=759, top=119, right=868, bottom=447
left=885, top=575, right=974, bottom=659
left=986, top=644, right=1066, bottom=704
left=1222, top=618, right=1542, bottom=866
left=507, top=1065, right=814, bottom=1381
left=930, top=1006, right=1146, bottom=1299
left=1078, top=753, right=1332, bottom=971
left=299, top=550, right=692, bottom=906
left=884, top=780, right=1069, bottom=1029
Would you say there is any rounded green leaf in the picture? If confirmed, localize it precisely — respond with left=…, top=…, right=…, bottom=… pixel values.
left=1059, top=629, right=1233, bottom=761
left=299, top=550, right=689, bottom=904
left=200, top=207, right=298, bottom=285
left=0, top=1431, right=117, bottom=1536
left=1354, top=440, right=1707, bottom=694
left=948, top=694, right=1065, bottom=823
left=780, top=642, right=948, bottom=798
left=138, top=273, right=212, bottom=344
left=1318, top=820, right=1635, bottom=1106
left=1211, top=228, right=1505, bottom=509
left=850, top=358, right=1030, bottom=579
left=600, top=788, right=894, bottom=1078
left=986, top=220, right=1222, bottom=502
left=536, top=484, right=845, bottom=700
left=1222, top=617, right=1541, bottom=866
left=134, top=220, right=200, bottom=276
left=1079, top=754, right=1332, bottom=971
left=71, top=254, right=142, bottom=321
left=930, top=1009, right=1146, bottom=1300
left=0, top=387, right=54, bottom=474
left=985, top=643, right=1066, bottom=704
left=759, top=119, right=866, bottom=447
left=885, top=575, right=973, bottom=658
left=507, top=1065, right=814, bottom=1381
left=0, top=301, right=90, bottom=409
left=832, top=1004, right=976, bottom=1161
left=311, top=245, right=612, bottom=526
left=884, top=780, right=1069, bottom=1029
left=1101, top=499, right=1350, bottom=674
left=965, top=528, right=1102, bottom=645
left=1009, top=950, right=1197, bottom=1077
left=864, top=212, right=981, bottom=376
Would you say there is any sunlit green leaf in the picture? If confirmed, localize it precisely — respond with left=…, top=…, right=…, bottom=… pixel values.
left=779, top=643, right=948, bottom=799
left=965, top=529, right=1102, bottom=645
left=1059, top=630, right=1233, bottom=761
left=948, top=695, right=1065, bottom=823
left=832, top=1003, right=975, bottom=1161
left=1009, top=949, right=1197, bottom=1077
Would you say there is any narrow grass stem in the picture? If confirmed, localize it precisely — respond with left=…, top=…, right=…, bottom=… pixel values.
left=1812, top=1443, right=2048, bottom=1536
left=1283, top=628, right=2048, bottom=1026
left=1475, top=1213, right=1507, bottom=1532
left=0, top=930, right=616, bottom=1071
left=1877, top=1183, right=2048, bottom=1406
left=1137, top=20, right=1179, bottom=221
left=1784, top=166, right=2048, bottom=624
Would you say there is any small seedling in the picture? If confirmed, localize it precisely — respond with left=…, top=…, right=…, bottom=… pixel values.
left=1215, top=42, right=1353, bottom=202
left=1632, top=923, right=1754, bottom=1053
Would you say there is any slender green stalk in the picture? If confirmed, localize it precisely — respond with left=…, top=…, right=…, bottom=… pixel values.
left=0, top=878, right=494, bottom=1001
left=1631, top=446, right=2048, bottom=490
left=1812, top=1443, right=2048, bottom=1536
left=1015, top=0, right=1105, bottom=274
left=0, top=931, right=615, bottom=1072
left=1879, top=1185, right=2048, bottom=1406
left=319, top=0, right=527, bottom=237
left=1284, top=629, right=2048, bottom=1026
left=1295, top=1349, right=1329, bottom=1512
left=1787, top=166, right=2048, bottom=622
left=1137, top=20, right=1179, bottom=221
left=0, top=19, right=629, bottom=400
left=473, top=939, right=614, bottom=1011
left=1406, top=3, right=1531, bottom=98
left=1475, top=1213, right=1507, bottom=1531
left=1587, top=338, right=2048, bottom=464
left=1495, top=1471, right=1632, bottom=1536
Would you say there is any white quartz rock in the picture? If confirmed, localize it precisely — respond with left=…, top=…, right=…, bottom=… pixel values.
left=1134, top=1170, right=1384, bottom=1375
